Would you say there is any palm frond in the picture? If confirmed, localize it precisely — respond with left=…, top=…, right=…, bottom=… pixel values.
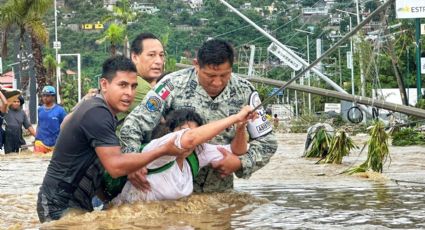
left=344, top=121, right=390, bottom=174
left=320, top=130, right=358, bottom=164
left=304, top=128, right=333, bottom=158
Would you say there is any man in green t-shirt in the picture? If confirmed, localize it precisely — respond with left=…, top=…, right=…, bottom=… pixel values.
left=114, top=33, right=165, bottom=193
left=117, top=32, right=165, bottom=121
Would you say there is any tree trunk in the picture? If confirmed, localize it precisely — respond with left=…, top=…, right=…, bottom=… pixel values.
left=111, top=43, right=116, bottom=56
left=30, top=34, right=47, bottom=96
left=385, top=34, right=408, bottom=106
left=123, top=35, right=129, bottom=58
left=19, top=28, right=26, bottom=90
left=1, top=26, right=10, bottom=58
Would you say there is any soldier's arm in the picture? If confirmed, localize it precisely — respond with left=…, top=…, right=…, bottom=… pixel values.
left=230, top=122, right=248, bottom=156
left=234, top=79, right=278, bottom=178
left=234, top=131, right=277, bottom=178
left=120, top=90, right=168, bottom=153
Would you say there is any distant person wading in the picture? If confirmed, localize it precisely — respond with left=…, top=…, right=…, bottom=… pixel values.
left=0, top=88, right=36, bottom=154
left=34, top=86, right=67, bottom=154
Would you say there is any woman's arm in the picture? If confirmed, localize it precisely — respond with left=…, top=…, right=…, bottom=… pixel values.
left=0, top=88, right=8, bottom=113
left=180, top=105, right=253, bottom=149
left=27, top=126, right=36, bottom=137
left=97, top=135, right=188, bottom=178
left=230, top=122, right=248, bottom=156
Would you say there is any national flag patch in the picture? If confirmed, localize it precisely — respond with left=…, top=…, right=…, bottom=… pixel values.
left=154, top=83, right=171, bottom=100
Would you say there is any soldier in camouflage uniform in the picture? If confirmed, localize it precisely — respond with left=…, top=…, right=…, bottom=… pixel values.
left=120, top=39, right=278, bottom=192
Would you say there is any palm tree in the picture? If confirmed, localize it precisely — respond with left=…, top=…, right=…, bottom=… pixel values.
left=102, top=0, right=135, bottom=57
left=96, top=23, right=125, bottom=56
left=43, top=53, right=58, bottom=85
left=103, top=0, right=136, bottom=25
left=0, top=0, right=52, bottom=93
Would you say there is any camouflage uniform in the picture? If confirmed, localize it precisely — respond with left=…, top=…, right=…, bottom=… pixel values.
left=120, top=67, right=278, bottom=192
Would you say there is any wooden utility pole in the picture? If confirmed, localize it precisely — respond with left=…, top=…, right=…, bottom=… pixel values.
left=248, top=77, right=425, bottom=119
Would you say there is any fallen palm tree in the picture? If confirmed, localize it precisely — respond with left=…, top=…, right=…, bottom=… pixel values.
left=344, top=121, right=390, bottom=174
left=304, top=123, right=334, bottom=158
left=320, top=130, right=358, bottom=164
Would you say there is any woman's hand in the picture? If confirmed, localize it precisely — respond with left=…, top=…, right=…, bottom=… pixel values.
left=235, top=105, right=257, bottom=123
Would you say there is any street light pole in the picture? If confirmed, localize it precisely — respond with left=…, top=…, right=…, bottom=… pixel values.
left=336, top=9, right=356, bottom=96
left=295, top=28, right=313, bottom=114
left=54, top=0, right=61, bottom=103
left=416, top=18, right=422, bottom=100
left=355, top=0, right=366, bottom=97
left=338, top=47, right=342, bottom=86
left=349, top=16, right=355, bottom=96
left=307, top=34, right=311, bottom=114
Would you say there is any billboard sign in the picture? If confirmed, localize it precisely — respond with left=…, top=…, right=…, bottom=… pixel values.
left=396, top=0, right=425, bottom=19
left=268, top=43, right=303, bottom=71
left=324, top=103, right=341, bottom=114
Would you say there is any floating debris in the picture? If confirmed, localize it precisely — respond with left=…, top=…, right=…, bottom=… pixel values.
left=320, top=130, right=358, bottom=164
left=344, top=121, right=390, bottom=174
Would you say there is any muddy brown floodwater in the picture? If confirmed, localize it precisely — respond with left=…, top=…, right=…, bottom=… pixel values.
left=1, top=133, right=425, bottom=229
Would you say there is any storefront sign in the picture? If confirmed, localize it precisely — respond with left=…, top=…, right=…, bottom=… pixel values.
left=396, top=0, right=425, bottom=19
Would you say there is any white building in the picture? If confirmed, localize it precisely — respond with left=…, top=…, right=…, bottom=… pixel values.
left=131, top=2, right=159, bottom=14
left=241, top=3, right=252, bottom=10
left=185, top=0, right=203, bottom=9
left=373, top=88, right=421, bottom=106
left=302, top=7, right=328, bottom=15
left=103, top=0, right=117, bottom=12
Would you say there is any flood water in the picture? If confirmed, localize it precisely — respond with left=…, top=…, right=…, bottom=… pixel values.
left=1, top=133, right=425, bottom=229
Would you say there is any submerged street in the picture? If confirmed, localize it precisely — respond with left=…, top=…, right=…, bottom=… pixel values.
left=1, top=132, right=424, bottom=229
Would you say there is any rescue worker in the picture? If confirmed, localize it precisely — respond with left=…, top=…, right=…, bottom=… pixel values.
left=117, top=32, right=165, bottom=121
left=120, top=39, right=278, bottom=192
left=36, top=56, right=187, bottom=222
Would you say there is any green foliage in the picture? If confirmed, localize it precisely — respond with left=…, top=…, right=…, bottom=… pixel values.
left=1, top=0, right=420, bottom=115
left=392, top=128, right=425, bottom=146
left=254, top=83, right=273, bottom=102
left=304, top=128, right=332, bottom=158
left=408, top=99, right=425, bottom=122
left=109, top=0, right=135, bottom=25
left=320, top=130, right=358, bottom=164
left=345, top=121, right=390, bottom=174
left=165, top=57, right=177, bottom=73
left=97, top=23, right=125, bottom=56
left=43, top=54, right=58, bottom=85
left=415, top=99, right=425, bottom=110
left=60, top=75, right=78, bottom=112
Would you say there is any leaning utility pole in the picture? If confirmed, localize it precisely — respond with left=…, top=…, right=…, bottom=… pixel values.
left=356, top=0, right=366, bottom=97
left=219, top=0, right=395, bottom=115
left=248, top=77, right=425, bottom=119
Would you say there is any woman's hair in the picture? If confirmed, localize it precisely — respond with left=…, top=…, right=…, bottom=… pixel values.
left=151, top=109, right=204, bottom=139
left=166, top=109, right=204, bottom=131
left=18, top=95, right=24, bottom=106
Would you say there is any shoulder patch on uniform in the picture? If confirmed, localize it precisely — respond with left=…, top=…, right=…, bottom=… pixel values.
left=154, top=83, right=172, bottom=100
left=238, top=77, right=256, bottom=91
left=164, top=79, right=175, bottom=91
left=146, top=96, right=162, bottom=112
left=189, top=80, right=197, bottom=90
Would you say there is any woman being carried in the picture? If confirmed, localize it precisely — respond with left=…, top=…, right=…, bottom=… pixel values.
left=112, top=106, right=252, bottom=204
